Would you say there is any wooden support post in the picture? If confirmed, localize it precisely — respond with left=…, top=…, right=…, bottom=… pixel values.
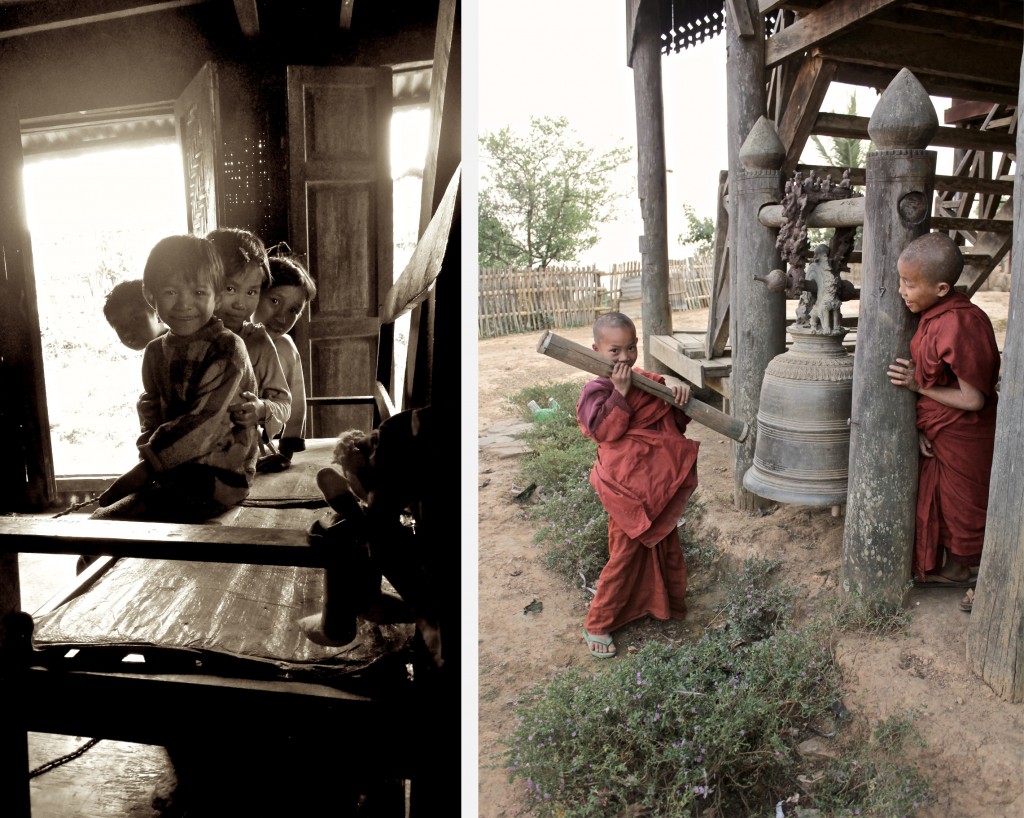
left=0, top=552, right=30, bottom=817
left=726, top=0, right=776, bottom=511
left=841, top=68, right=938, bottom=604
left=731, top=116, right=787, bottom=510
left=966, top=58, right=1024, bottom=703
left=629, top=0, right=672, bottom=372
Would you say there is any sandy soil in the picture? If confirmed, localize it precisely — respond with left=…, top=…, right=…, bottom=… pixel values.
left=475, top=292, right=1022, bottom=818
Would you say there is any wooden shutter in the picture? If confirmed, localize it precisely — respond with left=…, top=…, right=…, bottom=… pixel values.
left=286, top=65, right=393, bottom=437
left=174, top=62, right=222, bottom=236
left=0, top=103, right=55, bottom=510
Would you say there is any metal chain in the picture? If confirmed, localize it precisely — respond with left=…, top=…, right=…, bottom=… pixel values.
left=29, top=498, right=103, bottom=775
left=29, top=738, right=102, bottom=778
left=51, top=496, right=100, bottom=518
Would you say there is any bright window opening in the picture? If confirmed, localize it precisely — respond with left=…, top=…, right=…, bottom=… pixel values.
left=23, top=141, right=187, bottom=477
left=390, top=104, right=431, bottom=409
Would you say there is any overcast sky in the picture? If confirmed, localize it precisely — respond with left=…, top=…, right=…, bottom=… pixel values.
left=468, top=2, right=956, bottom=269
left=472, top=1, right=729, bottom=266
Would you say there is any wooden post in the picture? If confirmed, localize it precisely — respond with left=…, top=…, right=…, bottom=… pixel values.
left=627, top=0, right=672, bottom=372
left=966, top=56, right=1024, bottom=702
left=841, top=69, right=938, bottom=603
left=725, top=0, right=778, bottom=511
left=731, top=116, right=787, bottom=509
left=0, top=553, right=30, bottom=816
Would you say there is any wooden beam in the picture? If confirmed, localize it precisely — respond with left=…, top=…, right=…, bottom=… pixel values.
left=0, top=517, right=321, bottom=565
left=820, top=23, right=1021, bottom=91
left=765, top=0, right=1023, bottom=27
left=419, top=0, right=458, bottom=235
left=870, top=9, right=1024, bottom=47
left=813, top=112, right=1016, bottom=154
left=383, top=167, right=460, bottom=324
left=796, top=165, right=1015, bottom=197
left=765, top=0, right=902, bottom=68
left=340, top=0, right=355, bottom=29
left=901, top=0, right=1024, bottom=29
left=725, top=0, right=756, bottom=38
left=776, top=53, right=837, bottom=172
left=625, top=0, right=641, bottom=66
left=231, top=0, right=258, bottom=37
left=0, top=0, right=208, bottom=40
left=833, top=63, right=1019, bottom=107
left=705, top=170, right=730, bottom=359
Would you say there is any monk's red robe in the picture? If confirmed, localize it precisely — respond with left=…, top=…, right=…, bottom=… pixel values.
left=911, top=292, right=1000, bottom=579
left=577, top=369, right=699, bottom=633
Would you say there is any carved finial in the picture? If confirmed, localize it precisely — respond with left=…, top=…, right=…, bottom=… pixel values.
left=867, top=68, right=939, bottom=151
left=739, top=116, right=785, bottom=170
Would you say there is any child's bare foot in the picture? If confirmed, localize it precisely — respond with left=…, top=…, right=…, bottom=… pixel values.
left=582, top=628, right=616, bottom=658
left=298, top=613, right=358, bottom=647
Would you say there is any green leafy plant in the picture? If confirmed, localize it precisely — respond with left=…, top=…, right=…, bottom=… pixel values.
left=721, top=558, right=795, bottom=644
left=501, top=381, right=936, bottom=818
left=504, top=578, right=848, bottom=817
left=823, top=584, right=914, bottom=636
left=505, top=572, right=933, bottom=818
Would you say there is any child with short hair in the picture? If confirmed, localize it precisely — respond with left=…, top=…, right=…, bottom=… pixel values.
left=206, top=227, right=292, bottom=441
left=103, top=279, right=166, bottom=350
left=252, top=254, right=318, bottom=471
left=94, top=234, right=259, bottom=523
left=576, top=312, right=699, bottom=657
left=887, top=232, right=1000, bottom=603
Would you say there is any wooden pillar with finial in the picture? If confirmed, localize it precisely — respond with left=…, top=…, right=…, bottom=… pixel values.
left=731, top=116, right=787, bottom=510
left=841, top=68, right=938, bottom=604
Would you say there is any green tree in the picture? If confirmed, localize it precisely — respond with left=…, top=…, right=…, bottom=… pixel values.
left=478, top=116, right=632, bottom=270
left=677, top=203, right=715, bottom=254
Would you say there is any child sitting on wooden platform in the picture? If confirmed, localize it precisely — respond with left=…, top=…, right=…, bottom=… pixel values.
left=206, top=227, right=292, bottom=445
left=252, top=251, right=318, bottom=472
left=91, top=234, right=260, bottom=525
left=103, top=278, right=167, bottom=351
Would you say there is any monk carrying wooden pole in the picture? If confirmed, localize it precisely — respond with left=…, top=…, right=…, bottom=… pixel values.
left=537, top=330, right=749, bottom=443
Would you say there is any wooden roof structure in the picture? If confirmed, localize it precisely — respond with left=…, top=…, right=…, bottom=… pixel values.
left=629, top=0, right=1019, bottom=371
left=624, top=0, right=1023, bottom=699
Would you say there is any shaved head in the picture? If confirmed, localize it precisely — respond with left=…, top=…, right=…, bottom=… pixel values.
left=898, top=232, right=964, bottom=287
left=593, top=311, right=636, bottom=343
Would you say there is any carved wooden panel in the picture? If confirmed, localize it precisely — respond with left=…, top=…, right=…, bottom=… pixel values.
left=174, top=62, right=221, bottom=236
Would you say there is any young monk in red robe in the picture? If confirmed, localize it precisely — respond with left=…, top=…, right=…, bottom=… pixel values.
left=576, top=312, right=700, bottom=657
left=887, top=232, right=1000, bottom=611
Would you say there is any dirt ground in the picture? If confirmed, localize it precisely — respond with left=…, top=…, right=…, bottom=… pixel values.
left=475, top=292, right=1022, bottom=818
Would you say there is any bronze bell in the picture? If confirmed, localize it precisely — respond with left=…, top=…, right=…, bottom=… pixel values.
left=742, top=323, right=854, bottom=508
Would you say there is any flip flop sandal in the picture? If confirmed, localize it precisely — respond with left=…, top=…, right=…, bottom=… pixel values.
left=959, top=588, right=974, bottom=613
left=582, top=628, right=616, bottom=659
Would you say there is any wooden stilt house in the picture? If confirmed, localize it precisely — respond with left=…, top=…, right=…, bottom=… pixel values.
left=625, top=0, right=1023, bottom=700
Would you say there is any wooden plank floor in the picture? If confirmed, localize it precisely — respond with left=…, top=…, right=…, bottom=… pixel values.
left=19, top=555, right=177, bottom=816
left=15, top=440, right=346, bottom=816
left=29, top=733, right=177, bottom=817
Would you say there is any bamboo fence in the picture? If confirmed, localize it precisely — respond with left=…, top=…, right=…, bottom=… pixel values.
left=477, top=254, right=713, bottom=338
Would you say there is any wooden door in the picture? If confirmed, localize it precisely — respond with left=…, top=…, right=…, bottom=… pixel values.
left=286, top=66, right=393, bottom=437
left=0, top=102, right=55, bottom=511
left=174, top=62, right=222, bottom=236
